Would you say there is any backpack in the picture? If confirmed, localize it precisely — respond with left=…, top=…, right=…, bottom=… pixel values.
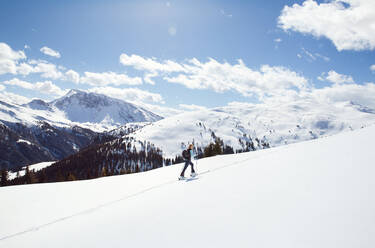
left=182, top=149, right=189, bottom=159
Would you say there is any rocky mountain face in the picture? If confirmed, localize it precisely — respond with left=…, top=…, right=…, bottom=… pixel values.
left=0, top=121, right=97, bottom=170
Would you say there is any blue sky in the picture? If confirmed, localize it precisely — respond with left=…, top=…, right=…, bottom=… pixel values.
left=1, top=0, right=374, bottom=116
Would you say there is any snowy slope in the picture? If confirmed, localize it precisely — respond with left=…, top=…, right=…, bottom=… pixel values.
left=8, top=161, right=55, bottom=180
left=1, top=124, right=375, bottom=247
left=51, top=89, right=162, bottom=128
left=129, top=100, right=375, bottom=157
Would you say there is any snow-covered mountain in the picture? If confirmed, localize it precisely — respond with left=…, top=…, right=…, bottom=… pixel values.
left=1, top=123, right=374, bottom=248
left=128, top=99, right=375, bottom=157
left=50, top=89, right=162, bottom=127
left=0, top=90, right=162, bottom=169
left=0, top=89, right=162, bottom=132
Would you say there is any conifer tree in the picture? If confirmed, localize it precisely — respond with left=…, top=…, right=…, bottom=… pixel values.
left=67, top=173, right=77, bottom=181
left=101, top=166, right=107, bottom=177
left=25, top=166, right=37, bottom=184
left=1, top=168, right=8, bottom=187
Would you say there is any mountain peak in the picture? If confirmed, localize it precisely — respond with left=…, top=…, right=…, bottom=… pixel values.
left=24, top=99, right=51, bottom=111
left=64, top=89, right=87, bottom=98
left=50, top=89, right=162, bottom=126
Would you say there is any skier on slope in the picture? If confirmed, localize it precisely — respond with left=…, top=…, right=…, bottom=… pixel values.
left=179, top=144, right=197, bottom=180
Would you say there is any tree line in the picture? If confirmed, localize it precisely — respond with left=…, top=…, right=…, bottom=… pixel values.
left=2, top=133, right=270, bottom=187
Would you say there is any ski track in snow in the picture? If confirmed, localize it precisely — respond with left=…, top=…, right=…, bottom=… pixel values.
left=0, top=151, right=273, bottom=242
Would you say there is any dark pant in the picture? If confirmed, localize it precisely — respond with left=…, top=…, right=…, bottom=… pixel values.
left=180, top=160, right=195, bottom=176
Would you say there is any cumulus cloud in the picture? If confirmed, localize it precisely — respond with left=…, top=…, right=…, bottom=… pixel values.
left=0, top=42, right=26, bottom=75
left=120, top=53, right=308, bottom=99
left=88, top=86, right=164, bottom=104
left=40, top=46, right=61, bottom=58
left=120, top=53, right=186, bottom=73
left=14, top=60, right=64, bottom=79
left=370, top=64, right=375, bottom=72
left=163, top=61, right=308, bottom=99
left=80, top=72, right=142, bottom=86
left=310, top=82, right=375, bottom=108
left=278, top=0, right=375, bottom=51
left=33, top=62, right=63, bottom=79
left=16, top=62, right=35, bottom=76
left=321, top=70, right=354, bottom=84
left=65, top=69, right=80, bottom=83
left=2, top=78, right=66, bottom=96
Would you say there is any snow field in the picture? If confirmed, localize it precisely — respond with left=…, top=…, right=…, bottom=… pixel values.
left=8, top=162, right=55, bottom=180
left=1, top=125, right=375, bottom=247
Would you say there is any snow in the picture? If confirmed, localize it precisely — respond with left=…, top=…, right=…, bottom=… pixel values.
left=16, top=139, right=32, bottom=145
left=129, top=100, right=375, bottom=157
left=1, top=125, right=375, bottom=247
left=0, top=90, right=162, bottom=132
left=8, top=162, right=55, bottom=180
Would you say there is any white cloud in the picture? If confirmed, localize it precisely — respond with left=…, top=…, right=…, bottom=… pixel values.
left=317, top=76, right=325, bottom=81
left=40, top=46, right=61, bottom=58
left=163, top=59, right=308, bottom=99
left=80, top=72, right=142, bottom=86
left=15, top=60, right=64, bottom=79
left=0, top=42, right=26, bottom=75
left=278, top=0, right=375, bottom=51
left=370, top=64, right=375, bottom=72
left=144, top=72, right=158, bottom=85
left=0, top=84, right=5, bottom=91
left=120, top=54, right=308, bottom=99
left=16, top=63, right=34, bottom=76
left=24, top=45, right=30, bottom=49
left=325, top=70, right=354, bottom=84
left=2, top=78, right=66, bottom=96
left=302, top=47, right=316, bottom=61
left=33, top=62, right=63, bottom=79
left=274, top=38, right=282, bottom=43
left=120, top=53, right=186, bottom=73
left=298, top=48, right=330, bottom=62
left=310, top=82, right=375, bottom=108
left=65, top=69, right=80, bottom=84
left=315, top=53, right=330, bottom=62
left=88, top=86, right=164, bottom=104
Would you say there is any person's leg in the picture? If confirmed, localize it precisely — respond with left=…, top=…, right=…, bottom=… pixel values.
left=180, top=160, right=189, bottom=177
left=190, top=161, right=195, bottom=173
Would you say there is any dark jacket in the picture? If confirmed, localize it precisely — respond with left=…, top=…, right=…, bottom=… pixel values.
left=185, top=148, right=192, bottom=161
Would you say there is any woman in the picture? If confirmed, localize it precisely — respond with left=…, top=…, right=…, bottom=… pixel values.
left=179, top=144, right=197, bottom=180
